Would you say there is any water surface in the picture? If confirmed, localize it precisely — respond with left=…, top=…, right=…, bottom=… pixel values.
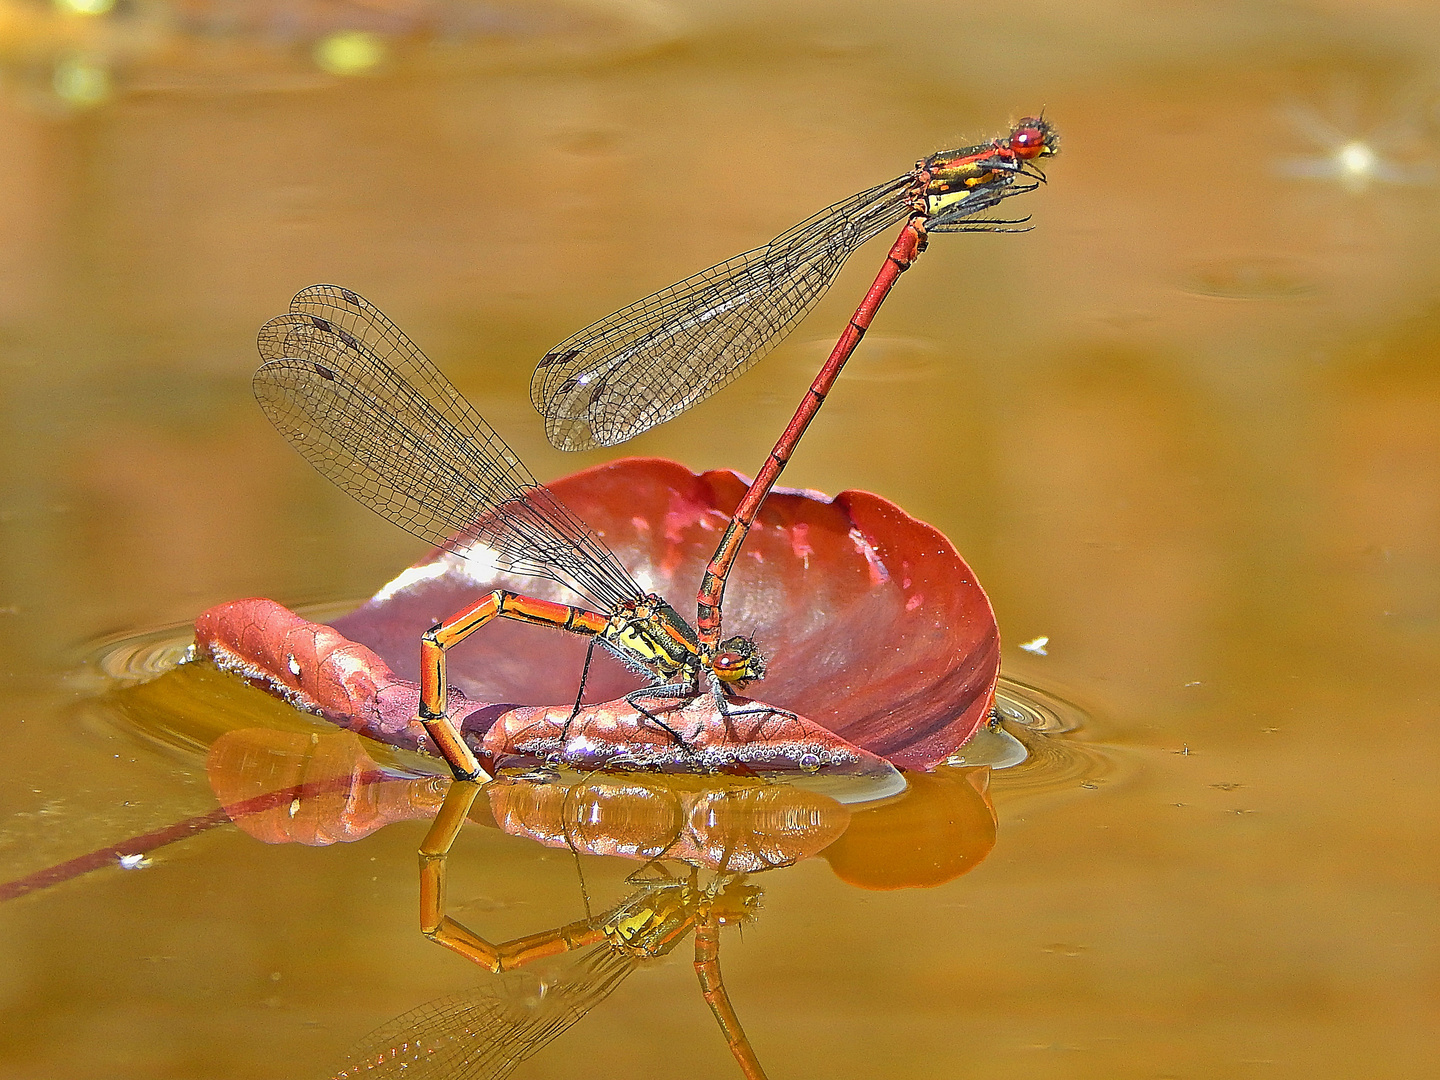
left=2, top=2, right=1438, bottom=1078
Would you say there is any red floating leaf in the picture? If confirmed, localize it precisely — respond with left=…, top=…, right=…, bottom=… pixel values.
left=195, top=458, right=998, bottom=770
left=482, top=690, right=895, bottom=779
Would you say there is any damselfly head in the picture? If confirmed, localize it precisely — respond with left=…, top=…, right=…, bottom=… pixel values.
left=1010, top=116, right=1059, bottom=160
left=711, top=880, right=764, bottom=924
left=711, top=636, right=766, bottom=687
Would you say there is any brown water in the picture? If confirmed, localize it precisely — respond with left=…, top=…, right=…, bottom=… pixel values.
left=2, top=1, right=1438, bottom=1077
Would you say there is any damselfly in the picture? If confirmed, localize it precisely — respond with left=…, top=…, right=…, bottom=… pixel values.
left=255, top=286, right=771, bottom=781
left=256, top=126, right=1049, bottom=780
left=534, top=117, right=1058, bottom=452
left=535, top=117, right=1058, bottom=652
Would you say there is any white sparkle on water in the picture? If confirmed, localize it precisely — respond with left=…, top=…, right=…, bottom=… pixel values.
left=1336, top=140, right=1377, bottom=178
left=1275, top=90, right=1435, bottom=192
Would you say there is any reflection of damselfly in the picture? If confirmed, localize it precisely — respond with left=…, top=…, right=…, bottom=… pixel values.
left=331, top=780, right=777, bottom=1080
left=534, top=117, right=1058, bottom=652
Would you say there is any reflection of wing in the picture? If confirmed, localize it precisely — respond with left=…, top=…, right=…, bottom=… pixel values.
left=255, top=285, right=642, bottom=613
left=531, top=177, right=913, bottom=451
left=330, top=945, right=633, bottom=1080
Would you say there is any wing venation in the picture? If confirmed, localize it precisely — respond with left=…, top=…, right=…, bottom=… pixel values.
left=255, top=285, right=641, bottom=611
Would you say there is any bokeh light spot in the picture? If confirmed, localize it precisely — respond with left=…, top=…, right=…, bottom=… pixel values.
left=53, top=57, right=111, bottom=107
left=54, top=0, right=116, bottom=14
left=1336, top=140, right=1377, bottom=179
left=313, top=31, right=388, bottom=76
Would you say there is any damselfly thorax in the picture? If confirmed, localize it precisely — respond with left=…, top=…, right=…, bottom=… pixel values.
left=598, top=594, right=764, bottom=687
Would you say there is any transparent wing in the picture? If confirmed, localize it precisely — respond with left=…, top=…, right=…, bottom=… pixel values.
left=330, top=946, right=635, bottom=1080
left=255, top=285, right=643, bottom=612
left=532, top=175, right=914, bottom=451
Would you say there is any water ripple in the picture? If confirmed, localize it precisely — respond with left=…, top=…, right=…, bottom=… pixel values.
left=989, top=676, right=1115, bottom=797
left=85, top=623, right=1108, bottom=796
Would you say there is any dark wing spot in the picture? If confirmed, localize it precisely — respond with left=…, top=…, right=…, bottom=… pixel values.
left=335, top=327, right=359, bottom=351
left=538, top=348, right=580, bottom=369
left=339, top=289, right=361, bottom=307
left=313, top=362, right=336, bottom=380
left=309, top=316, right=332, bottom=332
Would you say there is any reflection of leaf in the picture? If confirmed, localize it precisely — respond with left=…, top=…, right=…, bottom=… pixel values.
left=488, top=772, right=852, bottom=873
left=821, top=767, right=997, bottom=889
left=206, top=728, right=437, bottom=846
left=332, top=947, right=633, bottom=1080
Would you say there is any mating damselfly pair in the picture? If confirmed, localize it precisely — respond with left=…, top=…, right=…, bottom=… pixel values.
left=254, top=116, right=1059, bottom=781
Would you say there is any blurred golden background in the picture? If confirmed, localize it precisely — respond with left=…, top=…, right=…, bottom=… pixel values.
left=1, top=1, right=1437, bottom=1077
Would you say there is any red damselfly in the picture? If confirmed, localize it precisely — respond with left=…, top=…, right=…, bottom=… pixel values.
left=535, top=117, right=1058, bottom=653
left=254, top=126, right=1049, bottom=782
left=255, top=286, right=774, bottom=781
left=533, top=117, right=1057, bottom=451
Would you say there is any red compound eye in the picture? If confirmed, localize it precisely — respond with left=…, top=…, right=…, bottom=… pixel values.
left=1010, top=118, right=1053, bottom=159
left=713, top=651, right=748, bottom=680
